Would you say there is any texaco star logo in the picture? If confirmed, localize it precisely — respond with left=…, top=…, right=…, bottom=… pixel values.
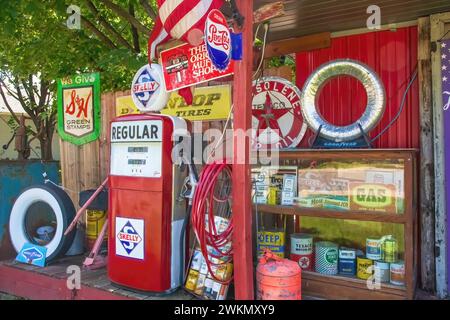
left=299, top=256, right=310, bottom=269
left=252, top=77, right=307, bottom=149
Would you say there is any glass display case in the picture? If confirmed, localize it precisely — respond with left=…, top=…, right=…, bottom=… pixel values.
left=252, top=149, right=418, bottom=300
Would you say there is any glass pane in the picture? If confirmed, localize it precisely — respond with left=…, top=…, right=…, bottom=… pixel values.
left=292, top=158, right=405, bottom=214
left=294, top=217, right=406, bottom=288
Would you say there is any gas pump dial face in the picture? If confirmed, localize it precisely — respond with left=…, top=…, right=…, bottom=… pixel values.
left=110, top=120, right=163, bottom=178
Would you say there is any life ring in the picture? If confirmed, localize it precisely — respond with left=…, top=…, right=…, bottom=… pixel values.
left=301, top=59, right=386, bottom=142
left=9, top=184, right=76, bottom=261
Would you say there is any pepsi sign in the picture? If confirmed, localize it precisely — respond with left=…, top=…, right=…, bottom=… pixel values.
left=131, top=64, right=170, bottom=112
left=205, top=9, right=231, bottom=71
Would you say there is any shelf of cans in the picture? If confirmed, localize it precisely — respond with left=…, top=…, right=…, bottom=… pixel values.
left=184, top=216, right=233, bottom=300
left=257, top=232, right=405, bottom=287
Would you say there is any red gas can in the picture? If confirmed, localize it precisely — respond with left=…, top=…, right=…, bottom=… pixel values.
left=256, top=249, right=302, bottom=300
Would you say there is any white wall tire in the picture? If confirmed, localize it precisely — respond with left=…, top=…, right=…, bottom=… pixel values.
left=301, top=59, right=386, bottom=142
left=9, top=184, right=76, bottom=262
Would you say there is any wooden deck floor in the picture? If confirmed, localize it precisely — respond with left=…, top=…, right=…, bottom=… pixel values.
left=0, top=255, right=194, bottom=300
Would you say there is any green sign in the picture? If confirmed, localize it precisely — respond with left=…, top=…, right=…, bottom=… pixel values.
left=57, top=73, right=101, bottom=145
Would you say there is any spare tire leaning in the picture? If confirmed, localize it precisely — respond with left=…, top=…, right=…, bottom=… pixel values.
left=9, top=183, right=76, bottom=262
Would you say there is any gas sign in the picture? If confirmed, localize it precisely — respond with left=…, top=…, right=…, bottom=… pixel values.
left=349, top=182, right=397, bottom=213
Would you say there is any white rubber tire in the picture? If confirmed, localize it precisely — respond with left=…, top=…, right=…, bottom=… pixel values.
left=9, top=184, right=76, bottom=262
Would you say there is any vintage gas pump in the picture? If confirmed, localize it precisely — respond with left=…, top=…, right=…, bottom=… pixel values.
left=108, top=113, right=191, bottom=293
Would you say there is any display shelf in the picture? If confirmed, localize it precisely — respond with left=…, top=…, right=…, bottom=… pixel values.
left=302, top=271, right=408, bottom=300
left=252, top=149, right=418, bottom=300
left=253, top=204, right=406, bottom=223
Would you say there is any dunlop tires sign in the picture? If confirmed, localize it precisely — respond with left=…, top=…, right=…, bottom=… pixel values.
left=116, top=85, right=231, bottom=121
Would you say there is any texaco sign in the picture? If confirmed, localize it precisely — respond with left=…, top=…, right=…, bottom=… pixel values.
left=252, top=77, right=307, bottom=149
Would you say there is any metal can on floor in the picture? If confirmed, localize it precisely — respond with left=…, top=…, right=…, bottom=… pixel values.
left=390, top=261, right=405, bottom=286
left=290, top=233, right=313, bottom=271
left=86, top=209, right=107, bottom=250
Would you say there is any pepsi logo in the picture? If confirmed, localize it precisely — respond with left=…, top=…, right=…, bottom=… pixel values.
left=205, top=9, right=231, bottom=71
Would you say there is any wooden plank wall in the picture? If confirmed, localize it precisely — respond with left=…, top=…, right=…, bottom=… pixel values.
left=418, top=16, right=436, bottom=294
left=59, top=90, right=227, bottom=216
left=59, top=90, right=129, bottom=216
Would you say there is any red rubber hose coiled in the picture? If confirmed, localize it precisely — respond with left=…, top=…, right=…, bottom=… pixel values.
left=191, top=161, right=233, bottom=283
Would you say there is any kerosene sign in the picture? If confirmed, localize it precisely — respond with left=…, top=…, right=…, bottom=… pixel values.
left=57, top=73, right=100, bottom=145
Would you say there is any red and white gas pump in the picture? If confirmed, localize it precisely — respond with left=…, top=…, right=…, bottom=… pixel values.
left=108, top=113, right=190, bottom=293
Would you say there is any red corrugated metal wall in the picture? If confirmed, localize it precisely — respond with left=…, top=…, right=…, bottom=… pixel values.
left=296, top=26, right=419, bottom=148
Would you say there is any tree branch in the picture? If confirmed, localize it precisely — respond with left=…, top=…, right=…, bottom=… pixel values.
left=15, top=82, right=39, bottom=125
left=129, top=3, right=140, bottom=53
left=84, top=0, right=134, bottom=51
left=0, top=82, right=21, bottom=125
left=99, top=0, right=151, bottom=35
left=138, top=0, right=157, bottom=21
left=81, top=15, right=117, bottom=49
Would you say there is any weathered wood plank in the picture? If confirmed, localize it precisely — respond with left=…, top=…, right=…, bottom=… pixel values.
left=264, top=32, right=331, bottom=58
left=418, top=16, right=436, bottom=294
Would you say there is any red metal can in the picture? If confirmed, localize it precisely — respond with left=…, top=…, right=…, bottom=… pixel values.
left=256, top=250, right=301, bottom=300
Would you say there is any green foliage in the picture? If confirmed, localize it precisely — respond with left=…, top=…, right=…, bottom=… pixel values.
left=0, top=0, right=152, bottom=94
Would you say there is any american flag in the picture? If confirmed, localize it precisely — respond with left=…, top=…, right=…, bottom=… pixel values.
left=147, top=0, right=224, bottom=62
left=443, top=39, right=450, bottom=111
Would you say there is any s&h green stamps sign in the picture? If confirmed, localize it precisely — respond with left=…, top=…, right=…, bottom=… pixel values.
left=57, top=73, right=100, bottom=145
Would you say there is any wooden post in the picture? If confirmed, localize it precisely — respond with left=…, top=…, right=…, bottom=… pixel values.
left=232, top=0, right=254, bottom=300
left=430, top=12, right=450, bottom=299
left=418, top=17, right=436, bottom=293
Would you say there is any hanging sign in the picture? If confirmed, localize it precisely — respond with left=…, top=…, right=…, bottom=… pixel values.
left=57, top=73, right=100, bottom=145
left=160, top=42, right=234, bottom=92
left=116, top=85, right=231, bottom=121
left=131, top=64, right=169, bottom=112
left=252, top=77, right=307, bottom=149
left=205, top=9, right=231, bottom=71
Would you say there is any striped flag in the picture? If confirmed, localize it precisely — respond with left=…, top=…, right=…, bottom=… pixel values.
left=148, top=0, right=224, bottom=62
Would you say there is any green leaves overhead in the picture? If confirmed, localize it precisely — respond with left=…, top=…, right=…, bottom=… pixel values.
left=0, top=0, right=155, bottom=92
